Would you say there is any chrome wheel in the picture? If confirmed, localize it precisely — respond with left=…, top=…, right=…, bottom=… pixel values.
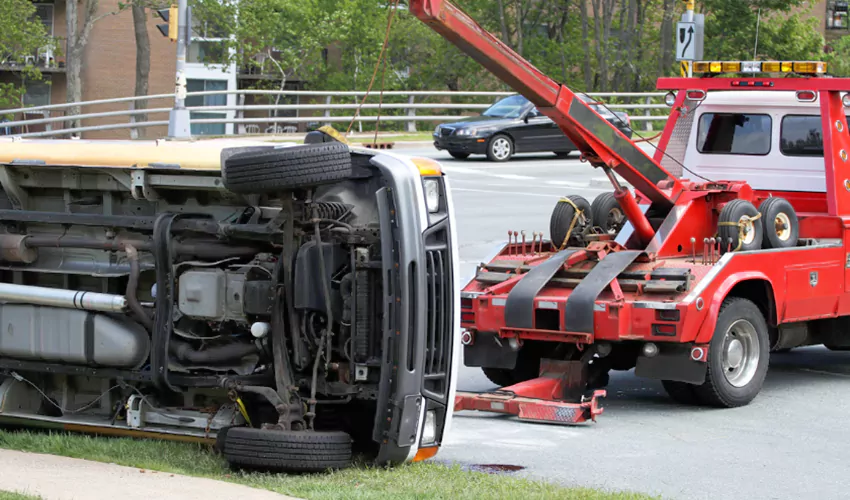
left=490, top=137, right=512, bottom=161
left=721, top=319, right=760, bottom=388
left=774, top=212, right=792, bottom=242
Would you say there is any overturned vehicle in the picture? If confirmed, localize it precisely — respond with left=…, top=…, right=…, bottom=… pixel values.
left=0, top=134, right=459, bottom=471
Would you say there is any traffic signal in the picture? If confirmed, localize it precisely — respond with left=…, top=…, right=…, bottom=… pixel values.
left=156, top=5, right=179, bottom=42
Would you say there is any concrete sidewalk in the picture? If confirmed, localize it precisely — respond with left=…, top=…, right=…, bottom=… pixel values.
left=0, top=449, right=300, bottom=500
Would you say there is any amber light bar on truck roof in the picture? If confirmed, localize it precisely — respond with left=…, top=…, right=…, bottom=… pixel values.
left=692, top=61, right=827, bottom=76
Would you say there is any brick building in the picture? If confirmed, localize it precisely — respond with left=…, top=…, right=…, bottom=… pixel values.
left=0, top=0, right=313, bottom=139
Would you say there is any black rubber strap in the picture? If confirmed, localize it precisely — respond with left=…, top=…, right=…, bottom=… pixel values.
left=564, top=250, right=642, bottom=334
left=504, top=249, right=579, bottom=329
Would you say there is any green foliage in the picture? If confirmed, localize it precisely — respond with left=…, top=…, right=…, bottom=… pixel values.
left=0, top=0, right=55, bottom=109
left=189, top=0, right=836, bottom=123
left=699, top=0, right=823, bottom=61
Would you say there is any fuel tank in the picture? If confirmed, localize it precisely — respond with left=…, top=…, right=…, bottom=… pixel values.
left=0, top=304, right=150, bottom=368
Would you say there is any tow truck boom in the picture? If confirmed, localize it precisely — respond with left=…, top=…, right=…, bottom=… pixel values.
left=410, top=0, right=685, bottom=245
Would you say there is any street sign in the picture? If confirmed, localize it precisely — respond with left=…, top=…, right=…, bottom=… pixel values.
left=676, top=14, right=704, bottom=61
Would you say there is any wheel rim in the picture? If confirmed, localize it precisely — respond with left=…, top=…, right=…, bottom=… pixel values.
left=721, top=319, right=760, bottom=388
left=738, top=215, right=757, bottom=245
left=491, top=138, right=511, bottom=160
left=606, top=208, right=624, bottom=231
left=774, top=212, right=791, bottom=241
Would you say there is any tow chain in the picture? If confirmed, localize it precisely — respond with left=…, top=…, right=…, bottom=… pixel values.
left=557, top=197, right=583, bottom=250
left=718, top=212, right=762, bottom=252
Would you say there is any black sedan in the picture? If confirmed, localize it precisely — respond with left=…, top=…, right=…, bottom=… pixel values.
left=433, top=94, right=633, bottom=162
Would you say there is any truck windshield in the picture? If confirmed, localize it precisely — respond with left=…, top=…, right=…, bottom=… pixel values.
left=482, top=95, right=531, bottom=118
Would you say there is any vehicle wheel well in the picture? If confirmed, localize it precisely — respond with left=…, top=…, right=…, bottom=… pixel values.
left=726, top=279, right=776, bottom=339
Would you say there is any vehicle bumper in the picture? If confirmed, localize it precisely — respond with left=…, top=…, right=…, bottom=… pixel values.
left=433, top=135, right=489, bottom=154
left=369, top=153, right=459, bottom=465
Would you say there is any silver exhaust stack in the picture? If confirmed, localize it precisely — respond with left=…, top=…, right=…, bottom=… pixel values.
left=0, top=283, right=127, bottom=313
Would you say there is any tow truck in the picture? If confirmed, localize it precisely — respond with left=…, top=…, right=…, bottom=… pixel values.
left=410, top=0, right=850, bottom=424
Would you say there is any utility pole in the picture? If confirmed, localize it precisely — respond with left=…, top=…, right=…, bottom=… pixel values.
left=676, top=0, right=703, bottom=78
left=684, top=0, right=694, bottom=76
left=168, top=0, right=191, bottom=139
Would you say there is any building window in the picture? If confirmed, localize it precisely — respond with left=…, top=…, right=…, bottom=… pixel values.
left=827, top=1, right=849, bottom=30
left=33, top=4, right=54, bottom=35
left=697, top=113, right=772, bottom=156
left=186, top=79, right=227, bottom=135
left=23, top=81, right=51, bottom=108
left=188, top=40, right=227, bottom=64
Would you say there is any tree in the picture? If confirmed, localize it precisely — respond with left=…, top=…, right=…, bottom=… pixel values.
left=130, top=0, right=153, bottom=138
left=698, top=0, right=823, bottom=61
left=65, top=0, right=127, bottom=133
left=0, top=0, right=54, bottom=110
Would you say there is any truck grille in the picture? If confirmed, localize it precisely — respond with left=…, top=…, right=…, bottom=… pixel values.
left=423, top=221, right=453, bottom=401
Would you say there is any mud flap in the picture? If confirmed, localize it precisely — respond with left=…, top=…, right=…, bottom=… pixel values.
left=563, top=250, right=642, bottom=333
left=504, top=249, right=579, bottom=329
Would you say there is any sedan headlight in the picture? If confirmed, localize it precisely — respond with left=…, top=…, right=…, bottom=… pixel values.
left=421, top=410, right=437, bottom=445
left=456, top=126, right=496, bottom=137
left=423, top=178, right=440, bottom=213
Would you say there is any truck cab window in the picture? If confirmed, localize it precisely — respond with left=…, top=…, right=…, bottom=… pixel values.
left=697, top=113, right=772, bottom=155
left=780, top=115, right=850, bottom=157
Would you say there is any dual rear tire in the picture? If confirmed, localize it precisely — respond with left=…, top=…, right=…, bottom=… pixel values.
left=663, top=297, right=770, bottom=408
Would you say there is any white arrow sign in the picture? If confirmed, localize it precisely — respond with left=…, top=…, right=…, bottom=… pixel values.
left=677, top=22, right=696, bottom=61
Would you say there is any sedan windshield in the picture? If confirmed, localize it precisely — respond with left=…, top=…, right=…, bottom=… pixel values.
left=482, top=95, right=531, bottom=118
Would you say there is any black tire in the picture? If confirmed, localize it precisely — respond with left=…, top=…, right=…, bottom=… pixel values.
left=222, top=142, right=352, bottom=194
left=481, top=368, right=516, bottom=388
left=591, top=192, right=625, bottom=234
left=718, top=199, right=763, bottom=253
left=662, top=380, right=701, bottom=405
left=486, top=134, right=514, bottom=162
left=549, top=194, right=592, bottom=250
left=448, top=151, right=470, bottom=159
left=758, top=197, right=799, bottom=249
left=480, top=347, right=542, bottom=388
left=693, top=298, right=769, bottom=408
left=217, top=427, right=352, bottom=473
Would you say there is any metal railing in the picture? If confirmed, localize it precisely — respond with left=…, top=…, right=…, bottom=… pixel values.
left=0, top=90, right=671, bottom=139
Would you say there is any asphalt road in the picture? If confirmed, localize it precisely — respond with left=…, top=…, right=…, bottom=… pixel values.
left=411, top=146, right=850, bottom=500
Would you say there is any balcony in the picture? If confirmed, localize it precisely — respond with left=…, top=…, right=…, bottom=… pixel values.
left=0, top=39, right=66, bottom=73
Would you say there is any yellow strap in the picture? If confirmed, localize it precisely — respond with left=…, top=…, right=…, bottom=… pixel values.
left=318, top=125, right=351, bottom=145
left=235, top=397, right=253, bottom=427
left=557, top=197, right=583, bottom=250
left=718, top=212, right=762, bottom=252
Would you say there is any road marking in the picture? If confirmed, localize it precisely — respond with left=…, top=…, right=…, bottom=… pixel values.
left=546, top=180, right=590, bottom=187
left=800, top=368, right=850, bottom=379
left=450, top=187, right=563, bottom=198
left=493, top=173, right=536, bottom=180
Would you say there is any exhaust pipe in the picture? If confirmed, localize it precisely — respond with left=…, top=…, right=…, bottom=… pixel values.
left=0, top=283, right=127, bottom=313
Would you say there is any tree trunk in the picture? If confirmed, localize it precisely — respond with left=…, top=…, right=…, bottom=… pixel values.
left=515, top=0, right=524, bottom=56
left=659, top=0, right=677, bottom=80
left=132, top=2, right=150, bottom=139
left=496, top=0, right=510, bottom=45
left=65, top=0, right=82, bottom=135
left=580, top=0, right=592, bottom=90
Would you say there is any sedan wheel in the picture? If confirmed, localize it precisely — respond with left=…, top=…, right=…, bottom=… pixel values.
left=487, top=135, right=513, bottom=162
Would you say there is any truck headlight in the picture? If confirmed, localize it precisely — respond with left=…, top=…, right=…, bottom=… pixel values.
left=421, top=410, right=437, bottom=445
left=423, top=179, right=440, bottom=213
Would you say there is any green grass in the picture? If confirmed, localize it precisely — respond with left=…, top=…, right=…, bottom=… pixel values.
left=0, top=429, right=653, bottom=500
left=0, top=491, right=41, bottom=500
